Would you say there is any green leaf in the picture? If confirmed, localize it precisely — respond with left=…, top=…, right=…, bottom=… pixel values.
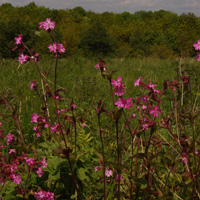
left=77, top=168, right=89, bottom=181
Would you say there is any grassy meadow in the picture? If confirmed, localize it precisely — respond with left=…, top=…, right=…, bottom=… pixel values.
left=0, top=56, right=181, bottom=106
left=1, top=56, right=200, bottom=199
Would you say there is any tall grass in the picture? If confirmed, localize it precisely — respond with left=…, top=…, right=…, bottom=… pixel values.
left=0, top=56, right=196, bottom=125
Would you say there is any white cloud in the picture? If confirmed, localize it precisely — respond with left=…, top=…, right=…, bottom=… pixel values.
left=120, top=0, right=131, bottom=5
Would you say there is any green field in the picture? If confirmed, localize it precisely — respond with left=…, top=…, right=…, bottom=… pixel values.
left=1, top=56, right=200, bottom=199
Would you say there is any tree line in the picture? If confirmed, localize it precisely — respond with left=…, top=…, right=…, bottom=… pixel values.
left=1, top=2, right=200, bottom=59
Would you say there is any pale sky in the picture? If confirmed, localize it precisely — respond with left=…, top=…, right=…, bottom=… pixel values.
left=1, top=0, right=200, bottom=16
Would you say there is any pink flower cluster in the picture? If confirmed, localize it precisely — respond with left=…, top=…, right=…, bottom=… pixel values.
left=13, top=35, right=39, bottom=64
left=34, top=189, right=54, bottom=200
left=6, top=133, right=14, bottom=145
left=31, top=113, right=49, bottom=137
left=111, top=76, right=125, bottom=96
left=115, top=97, right=133, bottom=109
left=25, top=156, right=47, bottom=177
left=13, top=18, right=64, bottom=65
left=0, top=158, right=22, bottom=186
left=193, top=40, right=200, bottom=61
left=18, top=53, right=29, bottom=64
left=48, top=42, right=65, bottom=54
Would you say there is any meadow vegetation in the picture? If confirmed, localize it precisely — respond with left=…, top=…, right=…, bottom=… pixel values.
left=0, top=6, right=200, bottom=200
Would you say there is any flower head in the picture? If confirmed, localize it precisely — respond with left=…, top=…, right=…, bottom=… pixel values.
left=9, top=149, right=16, bottom=154
left=116, top=174, right=124, bottom=181
left=149, top=105, right=161, bottom=118
left=42, top=157, right=47, bottom=168
left=134, top=77, right=142, bottom=87
left=31, top=113, right=39, bottom=123
left=105, top=168, right=113, bottom=177
left=115, top=97, right=132, bottom=109
left=6, top=133, right=14, bottom=145
left=14, top=35, right=23, bottom=45
left=193, top=40, right=200, bottom=51
left=12, top=174, right=22, bottom=185
left=111, top=76, right=125, bottom=96
left=95, top=64, right=100, bottom=69
left=48, top=42, right=65, bottom=54
left=26, top=158, right=35, bottom=166
left=196, top=53, right=200, bottom=61
left=36, top=167, right=44, bottom=177
left=39, top=18, right=55, bottom=31
left=30, top=80, right=38, bottom=90
left=18, top=53, right=29, bottom=64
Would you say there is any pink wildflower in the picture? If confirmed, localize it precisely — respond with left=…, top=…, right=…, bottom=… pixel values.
left=114, top=86, right=125, bottom=96
left=6, top=133, right=14, bottom=145
left=141, top=95, right=149, bottom=103
left=57, top=43, right=65, bottom=53
left=36, top=167, right=44, bottom=177
left=95, top=64, right=99, bottom=69
left=39, top=18, right=55, bottom=31
left=31, top=113, right=39, bottom=123
left=134, top=77, right=142, bottom=87
left=9, top=149, right=16, bottom=154
left=116, top=174, right=124, bottom=181
left=12, top=174, right=22, bottom=185
left=82, top=123, right=86, bottom=127
left=115, top=97, right=132, bottom=109
left=182, top=157, right=188, bottom=163
left=35, top=132, right=42, bottom=138
left=36, top=132, right=42, bottom=138
left=196, top=53, right=200, bottom=61
left=142, top=124, right=149, bottom=131
left=147, top=81, right=157, bottom=90
left=48, top=42, right=65, bottom=54
left=0, top=121, right=2, bottom=126
left=105, top=168, right=113, bottom=177
left=132, top=113, right=136, bottom=117
left=111, top=76, right=123, bottom=88
left=30, top=80, right=38, bottom=90
left=10, top=164, right=18, bottom=173
left=142, top=105, right=147, bottom=110
left=149, top=105, right=161, bottom=118
left=193, top=40, right=200, bottom=50
left=26, top=158, right=35, bottom=166
left=111, top=76, right=125, bottom=96
left=48, top=43, right=57, bottom=53
left=71, top=103, right=77, bottom=109
left=31, top=53, right=39, bottom=62
left=42, top=157, right=47, bottom=168
left=50, top=123, right=59, bottom=133
left=94, top=166, right=100, bottom=172
left=34, top=189, right=54, bottom=200
left=115, top=98, right=124, bottom=108
left=14, top=35, right=23, bottom=44
left=18, top=53, right=29, bottom=64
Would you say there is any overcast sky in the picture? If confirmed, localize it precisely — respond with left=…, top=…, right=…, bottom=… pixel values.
left=1, top=0, right=200, bottom=16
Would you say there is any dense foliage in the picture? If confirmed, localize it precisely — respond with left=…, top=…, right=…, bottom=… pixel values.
left=1, top=2, right=200, bottom=59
